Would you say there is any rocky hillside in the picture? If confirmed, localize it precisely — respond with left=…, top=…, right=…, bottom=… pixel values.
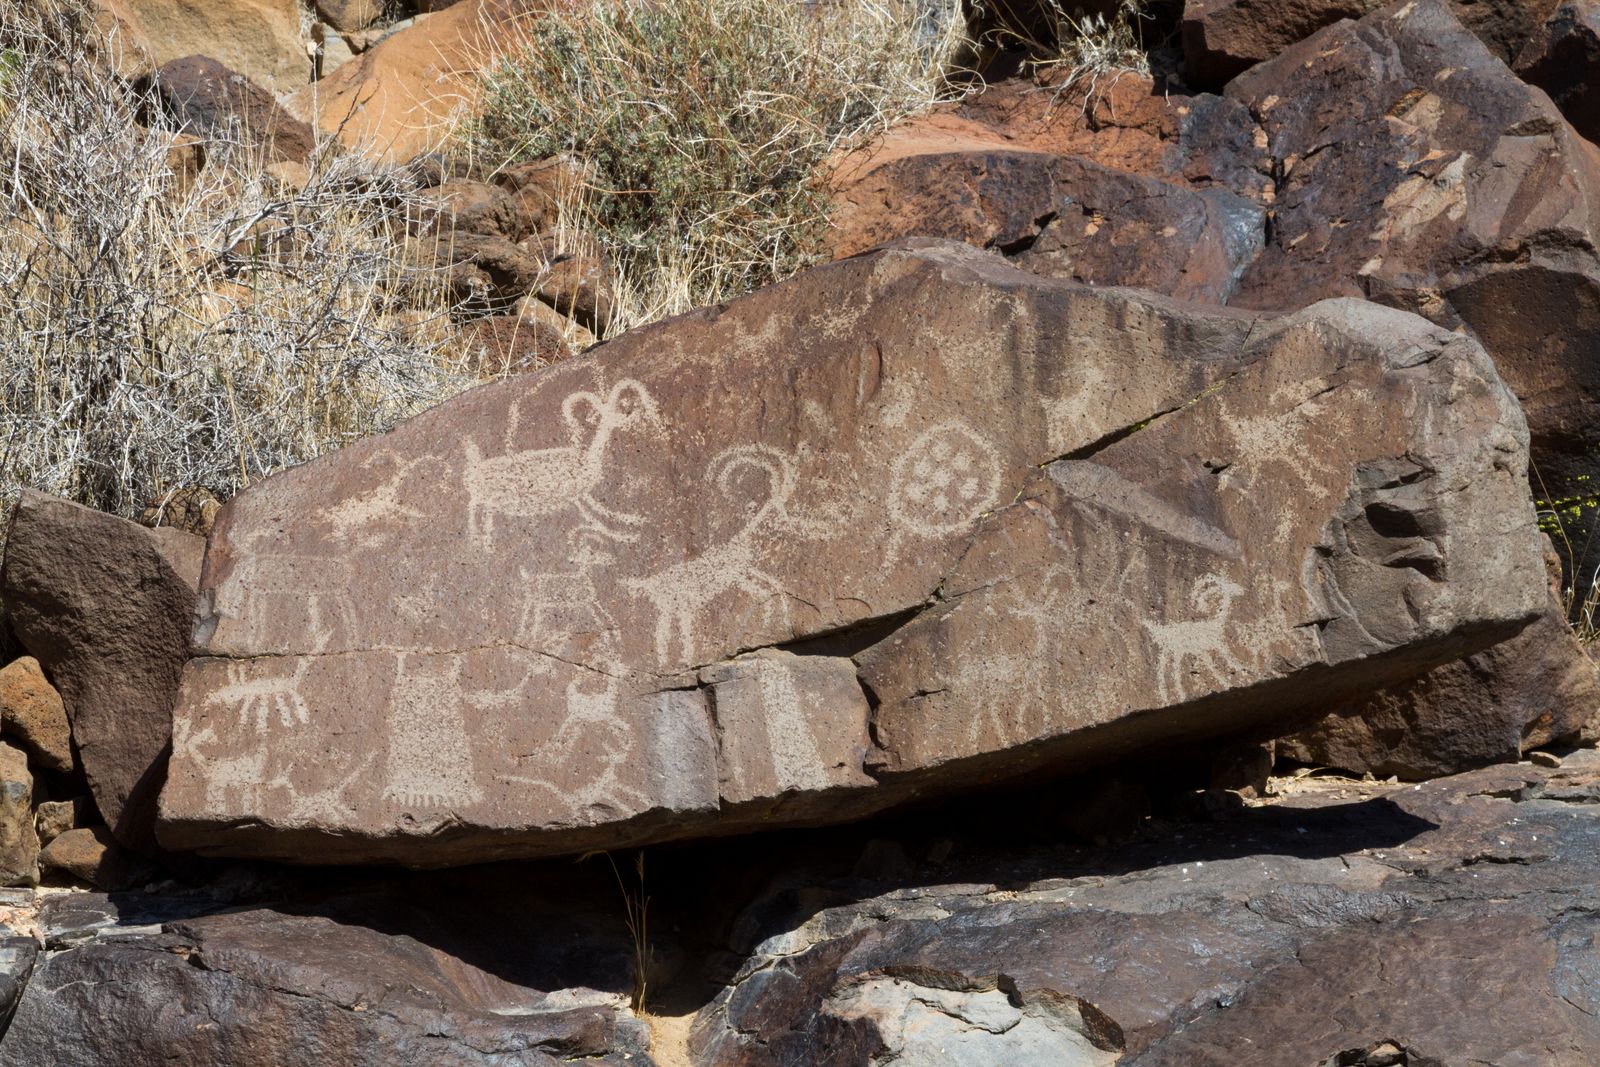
left=0, top=0, right=1596, bottom=1062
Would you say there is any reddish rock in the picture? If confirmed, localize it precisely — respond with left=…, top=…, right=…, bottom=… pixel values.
left=1280, top=601, right=1599, bottom=778
left=828, top=150, right=1263, bottom=304
left=1, top=493, right=203, bottom=854
left=1225, top=0, right=1600, bottom=597
left=1182, top=0, right=1560, bottom=87
left=1516, top=0, right=1600, bottom=145
left=0, top=744, right=37, bottom=888
left=146, top=55, right=315, bottom=164
left=527, top=234, right=616, bottom=333
left=463, top=301, right=582, bottom=377
left=157, top=240, right=1543, bottom=866
left=0, top=657, right=72, bottom=775
left=39, top=827, right=155, bottom=892
left=286, top=0, right=559, bottom=163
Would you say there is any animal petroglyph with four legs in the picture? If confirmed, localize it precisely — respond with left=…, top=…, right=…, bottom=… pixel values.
left=462, top=379, right=661, bottom=548
left=624, top=444, right=807, bottom=666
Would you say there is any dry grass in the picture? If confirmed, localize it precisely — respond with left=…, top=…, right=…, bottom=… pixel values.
left=0, top=0, right=474, bottom=521
left=462, top=0, right=970, bottom=332
left=996, top=0, right=1152, bottom=88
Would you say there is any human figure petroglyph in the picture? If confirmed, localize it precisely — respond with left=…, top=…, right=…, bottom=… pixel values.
left=624, top=444, right=807, bottom=666
left=462, top=378, right=661, bottom=547
left=383, top=653, right=493, bottom=811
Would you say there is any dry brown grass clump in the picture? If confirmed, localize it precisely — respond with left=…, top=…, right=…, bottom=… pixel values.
left=463, top=0, right=970, bottom=332
left=0, top=0, right=474, bottom=520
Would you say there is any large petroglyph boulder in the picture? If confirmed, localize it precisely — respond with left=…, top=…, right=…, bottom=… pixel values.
left=157, top=239, right=1545, bottom=865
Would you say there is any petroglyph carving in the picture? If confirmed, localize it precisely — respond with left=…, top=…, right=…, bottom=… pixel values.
left=207, top=659, right=312, bottom=732
left=383, top=654, right=491, bottom=811
left=497, top=677, right=648, bottom=822
left=1141, top=574, right=1249, bottom=703
left=172, top=717, right=267, bottom=814
left=889, top=423, right=1002, bottom=537
left=462, top=379, right=660, bottom=546
left=625, top=444, right=804, bottom=666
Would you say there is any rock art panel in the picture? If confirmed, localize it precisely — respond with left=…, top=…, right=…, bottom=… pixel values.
left=160, top=240, right=1545, bottom=865
left=862, top=302, right=1545, bottom=780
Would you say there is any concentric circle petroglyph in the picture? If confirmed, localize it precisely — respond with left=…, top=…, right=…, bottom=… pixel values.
left=889, top=423, right=1002, bottom=537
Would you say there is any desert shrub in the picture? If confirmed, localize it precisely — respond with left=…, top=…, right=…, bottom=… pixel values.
left=463, top=0, right=968, bottom=331
left=0, top=0, right=473, bottom=521
left=968, top=0, right=1154, bottom=88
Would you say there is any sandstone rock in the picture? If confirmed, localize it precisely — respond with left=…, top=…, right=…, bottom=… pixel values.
left=830, top=149, right=1263, bottom=304
left=316, top=0, right=383, bottom=33
left=688, top=751, right=1600, bottom=1065
left=1182, top=0, right=1560, bottom=86
left=286, top=0, right=549, bottom=163
left=1280, top=601, right=1600, bottom=778
left=38, top=827, right=156, bottom=891
left=147, top=55, right=315, bottom=165
left=0, top=657, right=72, bottom=775
left=158, top=240, right=1544, bottom=865
left=0, top=745, right=37, bottom=888
left=1516, top=0, right=1600, bottom=145
left=1225, top=0, right=1600, bottom=598
left=0, top=874, right=654, bottom=1066
left=34, top=798, right=92, bottom=847
left=91, top=0, right=312, bottom=94
left=2, top=493, right=203, bottom=854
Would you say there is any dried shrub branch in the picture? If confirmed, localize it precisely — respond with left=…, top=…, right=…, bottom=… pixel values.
left=0, top=0, right=473, bottom=521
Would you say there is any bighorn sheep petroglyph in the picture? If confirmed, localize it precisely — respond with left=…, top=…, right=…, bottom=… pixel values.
left=462, top=378, right=661, bottom=546
left=625, top=444, right=803, bottom=666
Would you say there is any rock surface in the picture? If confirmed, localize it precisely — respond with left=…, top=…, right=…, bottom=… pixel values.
left=159, top=240, right=1545, bottom=865
left=0, top=871, right=653, bottom=1066
left=146, top=55, right=316, bottom=164
left=688, top=750, right=1600, bottom=1065
left=286, top=0, right=549, bottom=162
left=1225, top=0, right=1600, bottom=595
left=91, top=0, right=312, bottom=94
left=1282, top=600, right=1600, bottom=778
left=39, top=827, right=155, bottom=892
left=0, top=658, right=71, bottom=775
left=1516, top=0, right=1600, bottom=145
left=1182, top=0, right=1560, bottom=86
left=829, top=149, right=1263, bottom=304
left=0, top=747, right=35, bottom=889
left=1, top=493, right=203, bottom=854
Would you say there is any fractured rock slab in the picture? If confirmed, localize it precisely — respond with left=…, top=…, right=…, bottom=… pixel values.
left=158, top=239, right=1545, bottom=865
left=1, top=493, right=203, bottom=854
